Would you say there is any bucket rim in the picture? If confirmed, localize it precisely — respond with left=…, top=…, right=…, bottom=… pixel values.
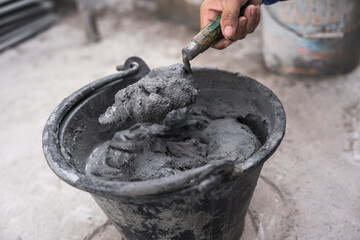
left=42, top=57, right=286, bottom=198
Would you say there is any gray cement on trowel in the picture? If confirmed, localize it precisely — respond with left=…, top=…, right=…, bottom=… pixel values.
left=87, top=106, right=261, bottom=181
left=98, top=64, right=198, bottom=125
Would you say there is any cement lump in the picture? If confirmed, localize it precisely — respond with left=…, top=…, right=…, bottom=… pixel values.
left=98, top=64, right=199, bottom=125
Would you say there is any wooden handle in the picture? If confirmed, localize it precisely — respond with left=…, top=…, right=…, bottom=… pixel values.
left=193, top=2, right=252, bottom=51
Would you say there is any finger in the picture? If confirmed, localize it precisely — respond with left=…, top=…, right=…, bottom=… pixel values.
left=212, top=39, right=233, bottom=50
left=255, top=5, right=261, bottom=28
left=244, top=5, right=259, bottom=34
left=233, top=16, right=247, bottom=40
left=221, top=0, right=246, bottom=40
left=249, top=0, right=262, bottom=28
left=200, top=10, right=219, bottom=30
left=252, top=6, right=261, bottom=32
left=200, top=1, right=222, bottom=29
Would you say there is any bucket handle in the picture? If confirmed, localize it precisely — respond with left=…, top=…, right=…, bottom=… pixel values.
left=196, top=160, right=235, bottom=193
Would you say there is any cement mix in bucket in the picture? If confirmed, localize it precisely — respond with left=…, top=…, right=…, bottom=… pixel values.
left=86, top=106, right=261, bottom=181
left=99, top=64, right=198, bottom=125
left=85, top=64, right=261, bottom=181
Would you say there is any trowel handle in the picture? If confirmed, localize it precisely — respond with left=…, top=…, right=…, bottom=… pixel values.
left=194, top=2, right=252, bottom=50
left=182, top=2, right=252, bottom=63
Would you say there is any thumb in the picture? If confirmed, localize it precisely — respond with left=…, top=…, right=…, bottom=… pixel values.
left=221, top=0, right=246, bottom=40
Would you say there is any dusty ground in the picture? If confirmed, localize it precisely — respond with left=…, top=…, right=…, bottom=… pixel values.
left=1, top=1, right=360, bottom=239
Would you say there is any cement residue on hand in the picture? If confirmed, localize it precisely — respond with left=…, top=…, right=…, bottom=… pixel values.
left=86, top=106, right=261, bottom=181
left=98, top=64, right=198, bottom=125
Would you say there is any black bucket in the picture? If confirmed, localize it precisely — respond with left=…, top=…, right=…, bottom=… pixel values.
left=42, top=57, right=286, bottom=240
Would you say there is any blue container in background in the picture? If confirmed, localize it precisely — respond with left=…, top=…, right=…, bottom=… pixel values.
left=262, top=0, right=360, bottom=76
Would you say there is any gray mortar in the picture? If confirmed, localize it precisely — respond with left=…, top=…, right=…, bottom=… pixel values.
left=87, top=107, right=261, bottom=181
left=99, top=64, right=199, bottom=125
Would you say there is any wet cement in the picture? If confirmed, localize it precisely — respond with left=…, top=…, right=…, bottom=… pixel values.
left=86, top=106, right=261, bottom=181
left=98, top=64, right=199, bottom=125
left=90, top=63, right=262, bottom=181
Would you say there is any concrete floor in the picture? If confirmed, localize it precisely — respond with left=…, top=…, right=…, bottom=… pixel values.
left=1, top=1, right=360, bottom=239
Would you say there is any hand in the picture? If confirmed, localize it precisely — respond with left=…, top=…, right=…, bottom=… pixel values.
left=200, top=0, right=262, bottom=49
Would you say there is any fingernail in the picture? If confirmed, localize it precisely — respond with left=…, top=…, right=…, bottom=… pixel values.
left=241, top=19, right=247, bottom=28
left=224, top=26, right=233, bottom=39
left=251, top=8, right=256, bottom=17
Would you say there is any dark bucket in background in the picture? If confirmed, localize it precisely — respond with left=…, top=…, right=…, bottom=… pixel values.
left=42, top=57, right=286, bottom=240
left=262, top=0, right=360, bottom=76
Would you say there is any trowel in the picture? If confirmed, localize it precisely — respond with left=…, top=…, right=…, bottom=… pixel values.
left=182, top=2, right=251, bottom=73
left=99, top=3, right=252, bottom=125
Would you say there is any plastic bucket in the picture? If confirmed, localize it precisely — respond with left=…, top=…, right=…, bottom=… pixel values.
left=262, top=0, right=360, bottom=76
left=42, top=57, right=286, bottom=240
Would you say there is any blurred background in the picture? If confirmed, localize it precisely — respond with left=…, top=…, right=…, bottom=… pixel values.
left=0, top=0, right=359, bottom=239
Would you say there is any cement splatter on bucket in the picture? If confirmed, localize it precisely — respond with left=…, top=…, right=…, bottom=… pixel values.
left=42, top=57, right=286, bottom=240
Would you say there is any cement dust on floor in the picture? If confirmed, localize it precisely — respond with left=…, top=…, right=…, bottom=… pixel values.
left=1, top=1, right=360, bottom=239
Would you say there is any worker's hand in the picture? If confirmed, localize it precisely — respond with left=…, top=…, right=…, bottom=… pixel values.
left=200, top=0, right=262, bottom=49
